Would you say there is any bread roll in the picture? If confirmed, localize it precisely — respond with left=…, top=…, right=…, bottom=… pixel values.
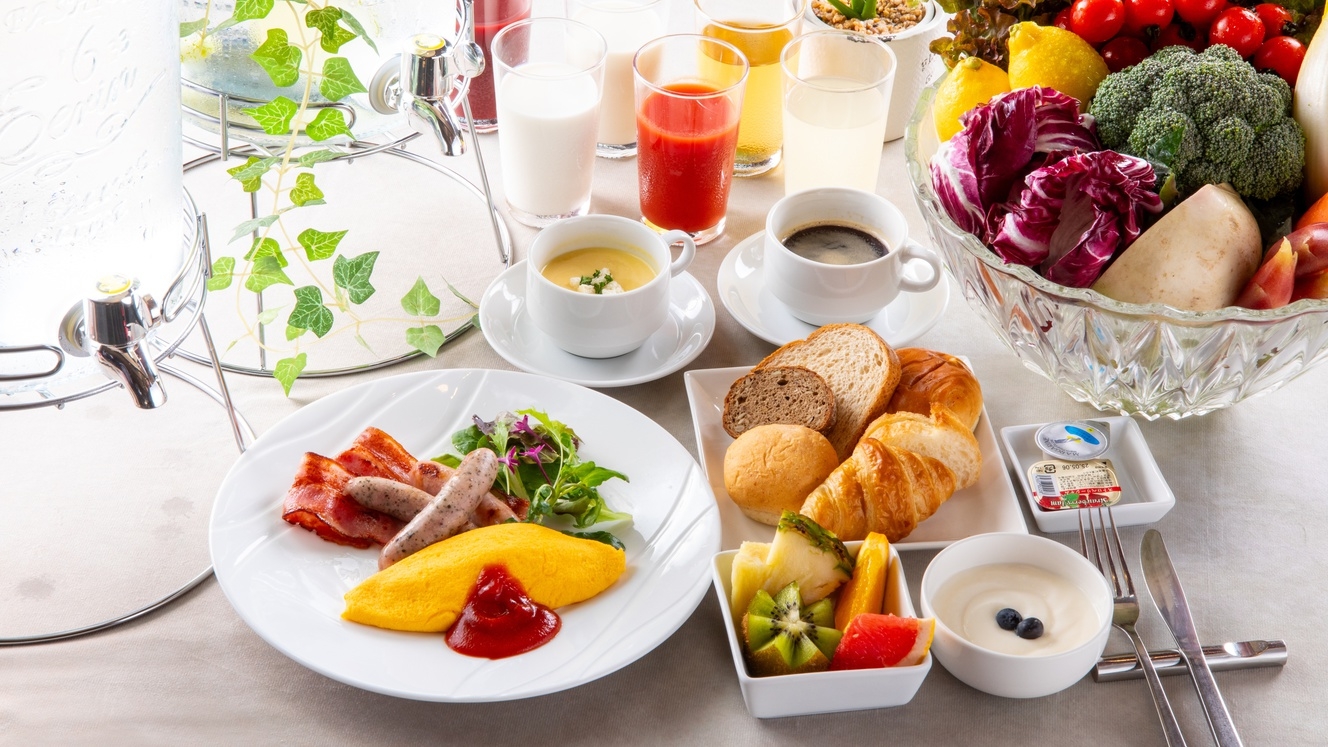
left=886, top=348, right=983, bottom=431
left=724, top=425, right=840, bottom=526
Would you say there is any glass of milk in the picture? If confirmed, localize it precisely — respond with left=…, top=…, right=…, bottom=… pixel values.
left=566, top=0, right=669, bottom=159
left=780, top=31, right=897, bottom=195
left=492, top=18, right=607, bottom=228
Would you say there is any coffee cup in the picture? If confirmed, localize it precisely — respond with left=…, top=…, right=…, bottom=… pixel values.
left=527, top=214, right=696, bottom=358
left=764, top=188, right=942, bottom=325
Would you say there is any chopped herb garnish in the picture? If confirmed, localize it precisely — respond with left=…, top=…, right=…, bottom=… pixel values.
left=576, top=268, right=616, bottom=294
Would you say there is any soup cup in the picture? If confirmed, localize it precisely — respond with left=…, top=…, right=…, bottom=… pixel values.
left=765, top=188, right=943, bottom=325
left=527, top=214, right=695, bottom=358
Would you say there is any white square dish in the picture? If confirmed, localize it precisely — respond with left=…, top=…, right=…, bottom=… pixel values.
left=1000, top=416, right=1176, bottom=533
left=684, top=365, right=1028, bottom=551
left=713, top=542, right=931, bottom=718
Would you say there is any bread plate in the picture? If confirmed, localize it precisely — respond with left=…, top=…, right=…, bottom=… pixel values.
left=684, top=365, right=1028, bottom=550
left=211, top=369, right=721, bottom=702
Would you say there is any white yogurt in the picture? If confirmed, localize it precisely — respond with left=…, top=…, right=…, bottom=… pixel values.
left=930, top=563, right=1100, bottom=656
left=572, top=2, right=665, bottom=147
left=496, top=62, right=601, bottom=218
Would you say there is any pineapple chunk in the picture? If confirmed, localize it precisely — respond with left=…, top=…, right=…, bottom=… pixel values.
left=730, top=542, right=771, bottom=621
left=763, top=512, right=853, bottom=604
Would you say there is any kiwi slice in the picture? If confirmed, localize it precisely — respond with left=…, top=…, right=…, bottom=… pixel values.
left=743, top=581, right=843, bottom=676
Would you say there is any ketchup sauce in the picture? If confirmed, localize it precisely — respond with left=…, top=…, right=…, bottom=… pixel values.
left=446, top=565, right=560, bottom=658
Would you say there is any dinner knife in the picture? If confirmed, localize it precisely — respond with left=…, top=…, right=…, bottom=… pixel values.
left=1142, top=529, right=1245, bottom=747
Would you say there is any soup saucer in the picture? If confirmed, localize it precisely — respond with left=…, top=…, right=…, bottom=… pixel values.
left=479, top=261, right=715, bottom=388
left=717, top=231, right=950, bottom=347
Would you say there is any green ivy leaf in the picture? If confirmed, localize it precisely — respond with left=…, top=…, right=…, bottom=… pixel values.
left=305, top=7, right=357, bottom=53
left=226, top=156, right=279, bottom=192
left=339, top=9, right=378, bottom=52
left=245, top=236, right=287, bottom=268
left=332, top=251, right=378, bottom=304
left=180, top=18, right=207, bottom=37
left=297, top=228, right=347, bottom=261
left=468, top=313, right=481, bottom=331
left=290, top=172, right=324, bottom=207
left=289, top=286, right=334, bottom=337
left=244, top=256, right=294, bottom=293
left=234, top=0, right=275, bottom=21
left=297, top=149, right=341, bottom=167
left=244, top=96, right=299, bottom=136
left=207, top=257, right=235, bottom=291
left=319, top=57, right=367, bottom=102
left=354, top=332, right=374, bottom=352
left=273, top=353, right=307, bottom=397
left=305, top=107, right=352, bottom=141
left=406, top=325, right=446, bottom=357
left=286, top=324, right=307, bottom=341
left=401, top=276, right=441, bottom=317
left=250, top=29, right=301, bottom=88
left=256, top=306, right=283, bottom=325
left=444, top=279, right=479, bottom=309
left=229, top=214, right=280, bottom=244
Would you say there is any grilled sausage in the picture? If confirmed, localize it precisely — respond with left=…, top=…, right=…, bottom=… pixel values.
left=378, top=448, right=499, bottom=569
left=345, top=476, right=433, bottom=521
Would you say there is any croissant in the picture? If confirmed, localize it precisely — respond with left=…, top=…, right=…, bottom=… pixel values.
left=798, top=405, right=983, bottom=541
left=800, top=438, right=956, bottom=542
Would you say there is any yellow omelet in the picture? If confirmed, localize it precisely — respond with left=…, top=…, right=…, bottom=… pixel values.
left=342, top=523, right=626, bottom=632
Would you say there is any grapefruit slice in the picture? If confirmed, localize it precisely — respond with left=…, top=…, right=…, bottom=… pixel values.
left=829, top=614, right=935, bottom=670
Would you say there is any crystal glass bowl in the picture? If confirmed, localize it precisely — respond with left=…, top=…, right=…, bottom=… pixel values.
left=904, top=80, right=1328, bottom=419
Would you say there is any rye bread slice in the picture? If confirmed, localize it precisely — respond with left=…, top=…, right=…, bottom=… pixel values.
left=722, top=366, right=835, bottom=438
left=754, top=324, right=901, bottom=460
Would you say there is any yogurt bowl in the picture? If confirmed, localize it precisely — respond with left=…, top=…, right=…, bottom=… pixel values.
left=919, top=532, right=1112, bottom=698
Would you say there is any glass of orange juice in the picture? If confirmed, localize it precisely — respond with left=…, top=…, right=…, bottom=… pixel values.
left=694, top=0, right=807, bottom=177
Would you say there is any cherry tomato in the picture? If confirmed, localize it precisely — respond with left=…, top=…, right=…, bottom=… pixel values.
left=1210, top=7, right=1266, bottom=57
left=1174, top=0, right=1225, bottom=26
left=1253, top=35, right=1307, bottom=84
left=1254, top=3, right=1295, bottom=37
left=1123, top=0, right=1175, bottom=35
left=1071, top=0, right=1127, bottom=44
left=1154, top=20, right=1206, bottom=50
left=1101, top=35, right=1152, bottom=70
left=1055, top=6, right=1076, bottom=30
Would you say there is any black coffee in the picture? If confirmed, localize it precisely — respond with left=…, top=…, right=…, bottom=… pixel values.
left=782, top=223, right=888, bottom=266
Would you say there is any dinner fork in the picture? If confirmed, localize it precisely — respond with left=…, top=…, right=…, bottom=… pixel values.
left=1080, top=506, right=1188, bottom=747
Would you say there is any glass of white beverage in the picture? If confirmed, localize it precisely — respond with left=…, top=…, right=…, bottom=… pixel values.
left=780, top=31, right=897, bottom=195
left=493, top=18, right=608, bottom=227
left=567, top=0, right=669, bottom=158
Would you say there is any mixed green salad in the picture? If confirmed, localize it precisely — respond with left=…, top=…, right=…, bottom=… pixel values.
left=434, top=409, right=631, bottom=549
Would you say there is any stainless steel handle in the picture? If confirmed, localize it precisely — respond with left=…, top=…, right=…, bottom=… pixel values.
left=1095, top=640, right=1287, bottom=682
left=1119, top=624, right=1189, bottom=746
left=1185, top=649, right=1245, bottom=747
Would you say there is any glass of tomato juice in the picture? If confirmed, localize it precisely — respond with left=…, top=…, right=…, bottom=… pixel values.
left=633, top=35, right=748, bottom=245
left=462, top=0, right=534, bottom=133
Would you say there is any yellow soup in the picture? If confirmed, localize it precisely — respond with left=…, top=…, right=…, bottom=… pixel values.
left=541, top=247, right=657, bottom=294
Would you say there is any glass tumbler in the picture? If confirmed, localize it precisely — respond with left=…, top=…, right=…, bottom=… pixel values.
left=634, top=34, right=748, bottom=245
left=695, top=0, right=807, bottom=177
left=493, top=18, right=607, bottom=228
left=465, top=0, right=534, bottom=133
left=567, top=0, right=670, bottom=158
left=781, top=31, right=896, bottom=195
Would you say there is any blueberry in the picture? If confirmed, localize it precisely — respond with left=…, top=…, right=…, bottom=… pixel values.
left=1015, top=617, right=1044, bottom=640
left=995, top=608, right=1022, bottom=631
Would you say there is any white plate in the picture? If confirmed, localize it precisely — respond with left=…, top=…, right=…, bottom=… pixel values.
left=716, top=232, right=950, bottom=347
left=210, top=369, right=721, bottom=702
left=479, top=261, right=715, bottom=388
left=684, top=365, right=1028, bottom=551
left=1000, top=416, right=1176, bottom=533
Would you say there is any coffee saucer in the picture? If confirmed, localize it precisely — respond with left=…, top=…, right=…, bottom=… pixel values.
left=717, top=231, right=950, bottom=347
left=479, top=261, right=716, bottom=388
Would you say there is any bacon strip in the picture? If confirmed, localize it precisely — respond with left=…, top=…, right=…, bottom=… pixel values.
left=282, top=452, right=403, bottom=548
left=335, top=427, right=417, bottom=483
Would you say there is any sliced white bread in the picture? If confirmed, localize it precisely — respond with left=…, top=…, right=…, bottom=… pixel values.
left=860, top=404, right=983, bottom=489
left=755, top=324, right=901, bottom=461
left=722, top=366, right=835, bottom=438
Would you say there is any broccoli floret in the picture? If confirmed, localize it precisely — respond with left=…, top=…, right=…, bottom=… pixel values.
left=1087, top=44, right=1304, bottom=202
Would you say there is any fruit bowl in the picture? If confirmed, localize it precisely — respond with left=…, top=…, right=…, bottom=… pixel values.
left=712, top=542, right=931, bottom=719
left=904, top=79, right=1328, bottom=419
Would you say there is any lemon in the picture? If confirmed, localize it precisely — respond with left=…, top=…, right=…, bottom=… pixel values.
left=1007, top=22, right=1109, bottom=110
left=933, top=57, right=1011, bottom=141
